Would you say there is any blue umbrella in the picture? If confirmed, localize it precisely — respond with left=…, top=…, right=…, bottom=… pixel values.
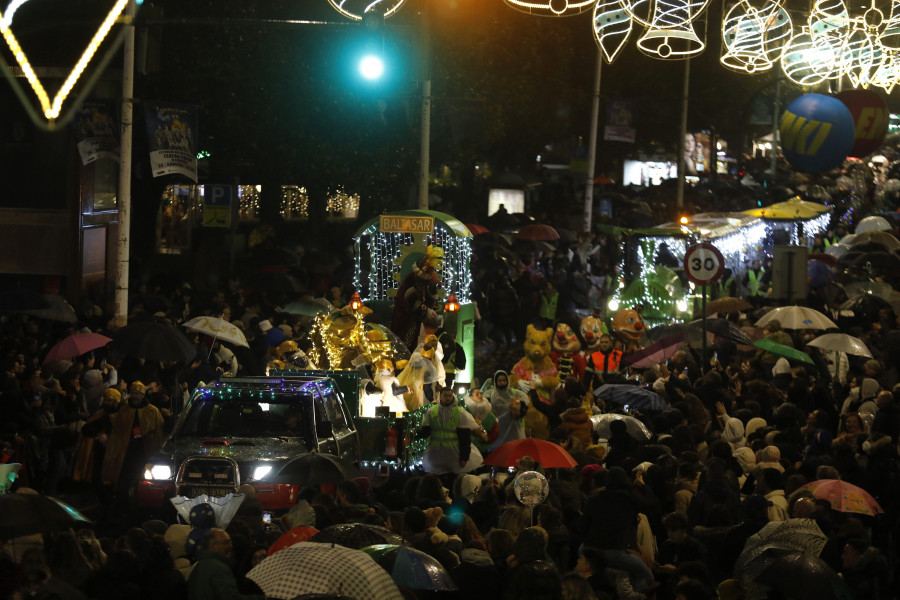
left=593, top=384, right=668, bottom=412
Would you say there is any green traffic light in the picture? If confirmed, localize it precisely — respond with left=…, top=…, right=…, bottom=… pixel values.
left=358, top=54, right=385, bottom=81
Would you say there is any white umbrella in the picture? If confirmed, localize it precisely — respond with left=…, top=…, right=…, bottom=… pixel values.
left=170, top=493, right=246, bottom=529
left=806, top=333, right=873, bottom=358
left=183, top=316, right=249, bottom=348
left=755, top=306, right=837, bottom=330
left=591, top=413, right=652, bottom=441
left=824, top=243, right=851, bottom=259
left=856, top=216, right=893, bottom=233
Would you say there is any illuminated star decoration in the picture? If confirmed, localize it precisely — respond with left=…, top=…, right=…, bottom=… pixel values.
left=326, top=0, right=408, bottom=21
left=0, top=0, right=130, bottom=122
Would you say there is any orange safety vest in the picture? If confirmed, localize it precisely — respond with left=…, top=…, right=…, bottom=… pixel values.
left=591, top=349, right=623, bottom=374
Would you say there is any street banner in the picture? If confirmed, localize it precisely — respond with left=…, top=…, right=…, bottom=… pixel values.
left=72, top=99, right=119, bottom=166
left=604, top=97, right=636, bottom=143
left=144, top=101, right=198, bottom=181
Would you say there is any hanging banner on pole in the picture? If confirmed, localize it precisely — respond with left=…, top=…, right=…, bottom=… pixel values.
left=604, top=97, right=636, bottom=143
left=72, top=99, right=120, bottom=165
left=144, top=101, right=198, bottom=181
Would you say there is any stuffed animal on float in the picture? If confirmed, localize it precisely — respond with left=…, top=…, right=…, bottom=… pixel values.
left=550, top=316, right=587, bottom=382
left=611, top=307, right=647, bottom=354
left=391, top=245, right=444, bottom=350
left=360, top=358, right=409, bottom=417
left=396, top=352, right=439, bottom=411
left=509, top=324, right=559, bottom=440
left=579, top=311, right=608, bottom=361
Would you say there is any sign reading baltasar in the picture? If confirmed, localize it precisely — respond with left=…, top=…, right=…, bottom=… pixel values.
left=379, top=215, right=434, bottom=234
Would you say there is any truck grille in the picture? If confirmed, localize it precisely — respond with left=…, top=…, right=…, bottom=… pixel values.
left=175, top=457, right=240, bottom=498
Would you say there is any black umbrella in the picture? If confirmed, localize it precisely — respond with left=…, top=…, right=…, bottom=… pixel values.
left=111, top=318, right=197, bottom=362
left=646, top=319, right=751, bottom=346
left=273, top=453, right=361, bottom=486
left=753, top=547, right=851, bottom=600
left=0, top=493, right=92, bottom=540
left=309, top=523, right=403, bottom=550
left=849, top=251, right=900, bottom=272
left=840, top=295, right=893, bottom=324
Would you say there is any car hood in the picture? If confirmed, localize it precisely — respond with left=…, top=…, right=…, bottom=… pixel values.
left=158, top=436, right=310, bottom=465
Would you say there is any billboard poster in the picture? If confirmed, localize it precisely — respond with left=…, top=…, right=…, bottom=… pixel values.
left=144, top=101, right=198, bottom=181
left=684, top=132, right=712, bottom=176
left=72, top=99, right=120, bottom=166
left=604, top=98, right=636, bottom=143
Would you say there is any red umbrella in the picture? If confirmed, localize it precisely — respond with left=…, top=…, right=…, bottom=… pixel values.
left=483, top=438, right=577, bottom=468
left=516, top=224, right=560, bottom=242
left=465, top=223, right=490, bottom=236
left=267, top=526, right=319, bottom=556
left=43, top=332, right=112, bottom=363
left=621, top=333, right=685, bottom=369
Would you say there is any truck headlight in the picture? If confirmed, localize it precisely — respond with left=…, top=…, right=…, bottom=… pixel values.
left=252, top=465, right=273, bottom=480
left=144, top=464, right=172, bottom=480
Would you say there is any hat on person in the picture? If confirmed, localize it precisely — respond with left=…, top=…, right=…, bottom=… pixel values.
left=459, top=474, right=481, bottom=503
left=103, top=388, right=122, bottom=403
left=733, top=446, right=756, bottom=475
left=278, top=324, right=293, bottom=338
left=745, top=417, right=767, bottom=437
left=129, top=381, right=146, bottom=395
left=772, top=358, right=791, bottom=377
left=722, top=417, right=746, bottom=446
left=259, top=320, right=273, bottom=332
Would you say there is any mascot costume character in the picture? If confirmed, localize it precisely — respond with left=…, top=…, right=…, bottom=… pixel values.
left=509, top=324, right=559, bottom=440
left=550, top=317, right=586, bottom=382
left=611, top=307, right=647, bottom=354
left=391, top=245, right=444, bottom=351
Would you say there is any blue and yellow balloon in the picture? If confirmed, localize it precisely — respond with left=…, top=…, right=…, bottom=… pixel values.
left=779, top=94, right=854, bottom=172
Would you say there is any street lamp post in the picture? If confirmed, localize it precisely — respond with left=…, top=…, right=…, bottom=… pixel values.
left=114, top=0, right=136, bottom=326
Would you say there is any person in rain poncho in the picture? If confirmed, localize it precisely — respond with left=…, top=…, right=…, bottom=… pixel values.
left=420, top=388, right=483, bottom=475
left=484, top=370, right=527, bottom=452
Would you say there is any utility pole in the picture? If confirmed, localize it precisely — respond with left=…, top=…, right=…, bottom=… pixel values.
left=114, top=0, right=135, bottom=326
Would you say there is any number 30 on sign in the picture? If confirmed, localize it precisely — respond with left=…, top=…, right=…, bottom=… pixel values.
left=683, top=242, right=725, bottom=286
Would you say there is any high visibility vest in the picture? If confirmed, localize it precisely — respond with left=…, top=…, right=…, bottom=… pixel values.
left=538, top=293, right=559, bottom=320
left=428, top=404, right=461, bottom=448
left=590, top=349, right=622, bottom=374
left=716, top=277, right=734, bottom=299
left=747, top=268, right=765, bottom=296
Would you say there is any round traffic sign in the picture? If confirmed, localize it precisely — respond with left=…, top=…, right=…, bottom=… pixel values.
left=684, top=242, right=725, bottom=286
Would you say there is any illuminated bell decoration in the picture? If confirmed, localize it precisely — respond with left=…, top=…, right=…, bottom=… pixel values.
left=503, top=0, right=595, bottom=16
left=880, top=0, right=900, bottom=49
left=327, top=0, right=408, bottom=21
left=720, top=2, right=792, bottom=73
left=838, top=19, right=881, bottom=88
left=779, top=94, right=855, bottom=173
left=781, top=27, right=837, bottom=85
left=593, top=0, right=634, bottom=63
left=348, top=291, right=364, bottom=311
left=444, top=293, right=460, bottom=313
left=871, top=49, right=900, bottom=92
left=835, top=89, right=889, bottom=157
left=638, top=21, right=706, bottom=58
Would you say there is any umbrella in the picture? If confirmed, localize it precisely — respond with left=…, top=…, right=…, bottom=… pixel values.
left=593, top=384, right=668, bottom=412
left=594, top=176, right=615, bottom=184
left=808, top=260, right=834, bottom=288
left=621, top=333, right=685, bottom=369
left=691, top=317, right=754, bottom=345
left=21, top=295, right=78, bottom=323
left=170, top=493, right=246, bottom=529
left=267, top=526, right=319, bottom=556
left=590, top=413, right=652, bottom=441
left=798, top=479, right=883, bottom=516
left=855, top=215, right=893, bottom=233
left=0, top=289, right=51, bottom=311
left=840, top=294, right=893, bottom=320
left=110, top=319, right=197, bottom=362
left=842, top=280, right=893, bottom=300
left=471, top=231, right=513, bottom=248
left=808, top=252, right=838, bottom=266
left=840, top=230, right=900, bottom=251
left=735, top=518, right=828, bottom=585
left=465, top=223, right=489, bottom=236
left=753, top=338, right=814, bottom=364
left=846, top=250, right=900, bottom=272
left=183, top=316, right=249, bottom=348
left=247, top=542, right=403, bottom=600
left=0, top=493, right=92, bottom=540
left=704, top=296, right=752, bottom=316
left=281, top=299, right=331, bottom=317
left=273, top=453, right=361, bottom=486
left=43, top=332, right=112, bottom=363
left=361, top=544, right=457, bottom=591
left=752, top=547, right=851, bottom=600
left=516, top=224, right=559, bottom=242
left=309, top=524, right=403, bottom=550
left=755, top=306, right=837, bottom=330
left=483, top=438, right=577, bottom=469
left=805, top=333, right=872, bottom=358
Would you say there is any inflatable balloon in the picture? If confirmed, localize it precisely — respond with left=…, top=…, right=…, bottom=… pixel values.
left=779, top=94, right=855, bottom=172
left=836, top=89, right=889, bottom=158
left=513, top=471, right=549, bottom=507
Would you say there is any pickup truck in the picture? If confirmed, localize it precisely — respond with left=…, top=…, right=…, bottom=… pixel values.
left=136, top=374, right=359, bottom=512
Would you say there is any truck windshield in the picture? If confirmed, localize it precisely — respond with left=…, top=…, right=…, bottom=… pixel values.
left=179, top=392, right=312, bottom=438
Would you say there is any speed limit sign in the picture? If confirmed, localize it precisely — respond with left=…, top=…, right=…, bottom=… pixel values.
left=684, top=242, right=725, bottom=286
